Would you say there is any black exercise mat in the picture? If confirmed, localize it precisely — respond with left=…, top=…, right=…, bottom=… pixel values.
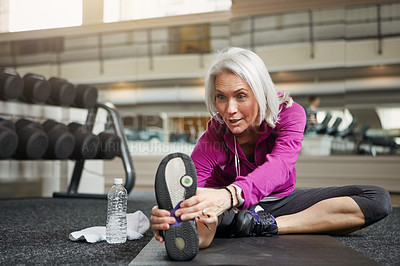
left=130, top=235, right=380, bottom=266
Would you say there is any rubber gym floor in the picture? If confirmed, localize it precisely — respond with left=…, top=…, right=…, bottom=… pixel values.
left=0, top=190, right=399, bottom=265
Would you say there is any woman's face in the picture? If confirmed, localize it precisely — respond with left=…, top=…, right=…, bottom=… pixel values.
left=215, top=72, right=260, bottom=137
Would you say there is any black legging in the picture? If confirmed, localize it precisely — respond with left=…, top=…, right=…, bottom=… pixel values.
left=217, top=185, right=392, bottom=235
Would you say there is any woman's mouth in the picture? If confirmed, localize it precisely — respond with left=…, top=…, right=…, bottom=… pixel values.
left=228, top=118, right=241, bottom=125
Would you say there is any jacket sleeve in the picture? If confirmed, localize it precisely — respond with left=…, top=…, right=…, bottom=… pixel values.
left=191, top=119, right=223, bottom=187
left=232, top=102, right=306, bottom=209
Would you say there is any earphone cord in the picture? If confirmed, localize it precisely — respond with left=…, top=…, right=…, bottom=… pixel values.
left=234, top=135, right=241, bottom=177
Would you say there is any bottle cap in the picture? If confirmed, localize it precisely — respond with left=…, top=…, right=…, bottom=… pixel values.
left=113, top=178, right=123, bottom=185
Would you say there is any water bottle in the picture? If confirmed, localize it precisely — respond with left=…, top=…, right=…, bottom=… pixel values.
left=106, top=178, right=128, bottom=244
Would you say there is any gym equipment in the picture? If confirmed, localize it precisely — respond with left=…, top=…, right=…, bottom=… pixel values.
left=96, top=132, right=121, bottom=159
left=354, top=123, right=398, bottom=155
left=21, top=73, right=51, bottom=104
left=73, top=85, right=98, bottom=109
left=316, top=113, right=332, bottom=134
left=365, top=136, right=399, bottom=154
left=55, top=102, right=135, bottom=198
left=357, top=123, right=370, bottom=137
left=47, top=77, right=76, bottom=106
left=0, top=67, right=24, bottom=100
left=14, top=118, right=48, bottom=159
left=0, top=118, right=18, bottom=159
left=68, top=122, right=100, bottom=159
left=327, top=117, right=343, bottom=136
left=42, top=120, right=75, bottom=159
left=337, top=119, right=358, bottom=138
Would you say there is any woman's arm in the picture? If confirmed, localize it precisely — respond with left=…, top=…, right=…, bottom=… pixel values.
left=191, top=118, right=227, bottom=187
left=173, top=119, right=238, bottom=222
left=233, top=102, right=306, bottom=209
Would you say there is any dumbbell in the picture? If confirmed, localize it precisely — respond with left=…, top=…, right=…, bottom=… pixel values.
left=47, top=77, right=77, bottom=106
left=0, top=118, right=18, bottom=159
left=68, top=122, right=100, bottom=159
left=73, top=85, right=98, bottom=109
left=96, top=132, right=121, bottom=159
left=14, top=118, right=49, bottom=159
left=0, top=67, right=24, bottom=101
left=42, top=120, right=75, bottom=159
left=20, top=73, right=51, bottom=104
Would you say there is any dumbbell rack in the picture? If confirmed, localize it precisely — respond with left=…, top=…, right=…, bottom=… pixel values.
left=53, top=102, right=136, bottom=199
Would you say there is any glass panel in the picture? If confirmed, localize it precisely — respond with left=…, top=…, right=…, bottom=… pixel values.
left=8, top=0, right=82, bottom=32
left=104, top=0, right=231, bottom=22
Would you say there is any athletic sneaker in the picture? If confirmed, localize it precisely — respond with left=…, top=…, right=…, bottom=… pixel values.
left=155, top=153, right=199, bottom=261
left=231, top=205, right=278, bottom=237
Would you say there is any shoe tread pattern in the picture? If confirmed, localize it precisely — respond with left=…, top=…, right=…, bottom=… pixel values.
left=155, top=152, right=199, bottom=261
left=164, top=219, right=198, bottom=261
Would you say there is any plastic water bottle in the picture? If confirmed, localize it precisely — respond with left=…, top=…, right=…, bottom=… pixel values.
left=106, top=178, right=127, bottom=244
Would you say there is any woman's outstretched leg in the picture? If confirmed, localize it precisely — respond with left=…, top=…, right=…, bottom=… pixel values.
left=276, top=196, right=365, bottom=234
left=268, top=185, right=392, bottom=235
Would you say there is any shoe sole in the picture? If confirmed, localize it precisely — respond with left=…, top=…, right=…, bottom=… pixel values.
left=155, top=152, right=199, bottom=261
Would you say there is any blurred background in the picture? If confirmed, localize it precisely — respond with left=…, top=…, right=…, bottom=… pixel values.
left=0, top=0, right=399, bottom=199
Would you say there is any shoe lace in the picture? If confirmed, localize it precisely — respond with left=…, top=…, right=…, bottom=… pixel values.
left=168, top=201, right=196, bottom=228
left=249, top=209, right=278, bottom=236
left=169, top=201, right=184, bottom=227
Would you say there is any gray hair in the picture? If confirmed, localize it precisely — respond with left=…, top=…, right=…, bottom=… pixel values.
left=205, top=47, right=292, bottom=128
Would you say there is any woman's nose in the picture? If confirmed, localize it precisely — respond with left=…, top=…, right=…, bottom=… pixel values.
left=226, top=99, right=238, bottom=114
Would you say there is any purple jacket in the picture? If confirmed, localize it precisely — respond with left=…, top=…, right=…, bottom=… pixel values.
left=191, top=101, right=306, bottom=210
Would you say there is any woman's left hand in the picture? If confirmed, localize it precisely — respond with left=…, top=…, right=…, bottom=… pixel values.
left=174, top=187, right=231, bottom=224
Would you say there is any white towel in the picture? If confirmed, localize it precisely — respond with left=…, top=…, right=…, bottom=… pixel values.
left=69, top=211, right=150, bottom=243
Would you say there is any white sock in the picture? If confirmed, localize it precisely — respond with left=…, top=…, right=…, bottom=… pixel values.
left=254, top=205, right=264, bottom=213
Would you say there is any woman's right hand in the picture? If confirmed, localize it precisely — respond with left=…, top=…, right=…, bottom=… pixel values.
left=150, top=206, right=176, bottom=243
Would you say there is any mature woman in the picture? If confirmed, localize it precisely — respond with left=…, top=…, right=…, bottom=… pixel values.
left=151, top=47, right=392, bottom=261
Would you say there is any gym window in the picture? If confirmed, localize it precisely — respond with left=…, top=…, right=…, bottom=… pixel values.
left=376, top=107, right=400, bottom=131
left=103, top=0, right=231, bottom=23
left=3, top=0, right=82, bottom=32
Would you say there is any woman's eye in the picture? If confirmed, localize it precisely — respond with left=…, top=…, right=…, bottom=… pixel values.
left=216, top=94, right=225, bottom=100
left=237, top=94, right=246, bottom=99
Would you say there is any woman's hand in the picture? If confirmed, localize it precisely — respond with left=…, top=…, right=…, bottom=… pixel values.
left=150, top=206, right=176, bottom=243
left=151, top=187, right=235, bottom=241
left=175, top=187, right=232, bottom=224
